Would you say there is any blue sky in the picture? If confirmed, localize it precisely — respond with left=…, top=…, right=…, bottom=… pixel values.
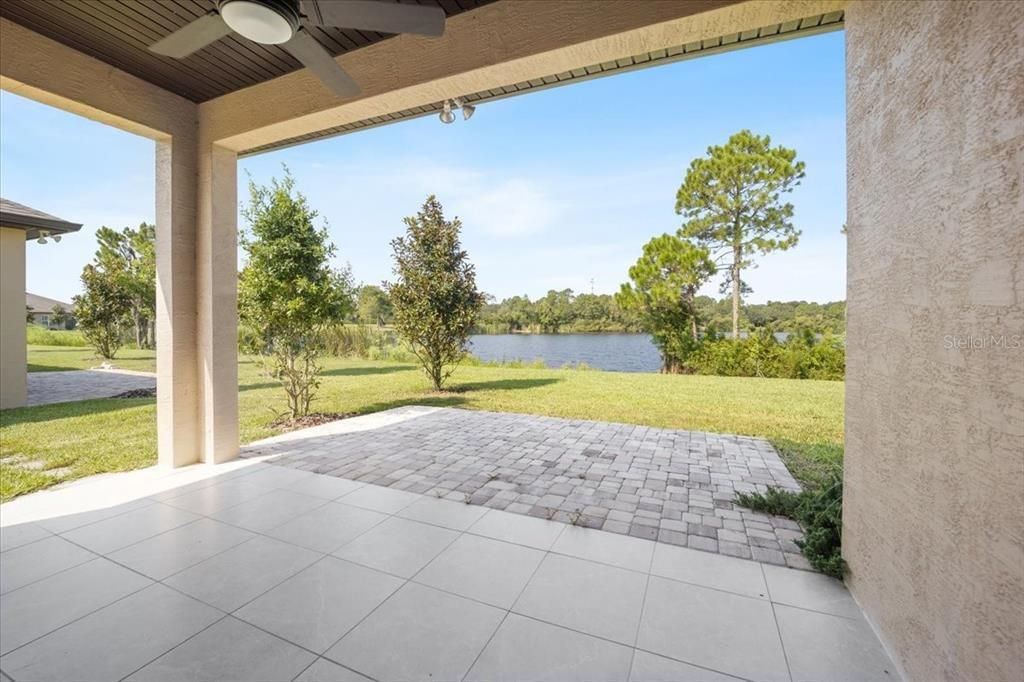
left=1, top=31, right=845, bottom=305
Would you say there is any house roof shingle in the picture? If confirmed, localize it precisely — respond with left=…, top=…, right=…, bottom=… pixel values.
left=0, top=197, right=83, bottom=239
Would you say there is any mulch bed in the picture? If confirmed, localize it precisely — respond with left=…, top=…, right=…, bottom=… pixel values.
left=270, top=412, right=357, bottom=432
left=111, top=387, right=157, bottom=399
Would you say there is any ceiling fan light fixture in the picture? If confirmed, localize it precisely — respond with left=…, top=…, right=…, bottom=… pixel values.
left=220, top=0, right=297, bottom=44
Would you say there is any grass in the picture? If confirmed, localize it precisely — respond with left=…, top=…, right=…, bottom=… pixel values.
left=25, top=325, right=88, bottom=347
left=2, top=345, right=844, bottom=501
left=27, top=345, right=158, bottom=373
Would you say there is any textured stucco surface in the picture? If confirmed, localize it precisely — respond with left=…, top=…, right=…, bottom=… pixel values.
left=845, top=2, right=1024, bottom=681
left=0, top=227, right=27, bottom=409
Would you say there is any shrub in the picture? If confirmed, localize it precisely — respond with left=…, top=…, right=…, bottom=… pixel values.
left=688, top=331, right=845, bottom=380
left=735, top=466, right=845, bottom=578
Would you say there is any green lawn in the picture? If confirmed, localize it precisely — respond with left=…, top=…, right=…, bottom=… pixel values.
left=1, top=345, right=843, bottom=501
left=27, top=345, right=158, bottom=373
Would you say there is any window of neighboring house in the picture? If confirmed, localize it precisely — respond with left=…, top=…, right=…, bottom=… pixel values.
left=37, top=315, right=49, bottom=326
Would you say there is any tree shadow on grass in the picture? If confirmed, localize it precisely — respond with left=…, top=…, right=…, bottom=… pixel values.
left=0, top=397, right=155, bottom=427
left=449, top=377, right=562, bottom=392
left=321, top=364, right=415, bottom=377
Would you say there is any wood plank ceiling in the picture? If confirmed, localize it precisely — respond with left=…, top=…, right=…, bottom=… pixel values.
left=0, top=0, right=491, bottom=102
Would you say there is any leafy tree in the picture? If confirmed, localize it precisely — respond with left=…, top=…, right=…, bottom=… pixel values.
left=676, top=130, right=805, bottom=338
left=356, top=285, right=392, bottom=326
left=25, top=306, right=34, bottom=323
left=616, top=234, right=715, bottom=372
left=74, top=264, right=132, bottom=359
left=536, top=289, right=574, bottom=333
left=239, top=172, right=353, bottom=419
left=50, top=305, right=70, bottom=330
left=387, top=195, right=484, bottom=390
left=94, top=223, right=156, bottom=348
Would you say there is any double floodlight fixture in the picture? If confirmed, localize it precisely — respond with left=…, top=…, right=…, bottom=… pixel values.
left=439, top=97, right=476, bottom=124
left=36, top=230, right=61, bottom=245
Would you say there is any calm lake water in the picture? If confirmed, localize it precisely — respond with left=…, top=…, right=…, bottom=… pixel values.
left=468, top=334, right=663, bottom=373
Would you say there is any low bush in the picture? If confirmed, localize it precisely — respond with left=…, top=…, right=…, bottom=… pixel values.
left=26, top=325, right=89, bottom=347
left=688, top=330, right=845, bottom=380
left=735, top=464, right=845, bottom=578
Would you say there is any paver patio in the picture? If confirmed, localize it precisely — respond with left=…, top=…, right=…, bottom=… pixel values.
left=246, top=407, right=809, bottom=568
left=0, top=441, right=895, bottom=682
left=26, top=370, right=156, bottom=407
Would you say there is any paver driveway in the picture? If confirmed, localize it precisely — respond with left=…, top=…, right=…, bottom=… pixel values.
left=0, top=457, right=896, bottom=682
left=247, top=407, right=808, bottom=568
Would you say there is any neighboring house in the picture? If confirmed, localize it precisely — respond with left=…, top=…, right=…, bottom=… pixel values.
left=0, top=198, right=82, bottom=409
left=26, top=291, right=76, bottom=330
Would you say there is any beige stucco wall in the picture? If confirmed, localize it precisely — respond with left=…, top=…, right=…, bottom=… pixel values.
left=844, top=2, right=1024, bottom=681
left=0, top=227, right=27, bottom=410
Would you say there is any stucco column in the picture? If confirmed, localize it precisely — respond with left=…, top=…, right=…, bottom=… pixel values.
left=155, top=134, right=239, bottom=466
left=155, top=134, right=199, bottom=467
left=196, top=141, right=239, bottom=463
left=0, top=227, right=27, bottom=409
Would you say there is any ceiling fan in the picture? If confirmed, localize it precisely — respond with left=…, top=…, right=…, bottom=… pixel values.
left=149, top=0, right=446, bottom=97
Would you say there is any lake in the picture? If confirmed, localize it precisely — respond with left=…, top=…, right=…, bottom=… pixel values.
left=468, top=333, right=663, bottom=373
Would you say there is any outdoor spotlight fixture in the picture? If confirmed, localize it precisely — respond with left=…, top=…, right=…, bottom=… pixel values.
left=439, top=98, right=476, bottom=124
left=36, top=231, right=49, bottom=245
left=53, top=234, right=62, bottom=243
left=439, top=100, right=456, bottom=124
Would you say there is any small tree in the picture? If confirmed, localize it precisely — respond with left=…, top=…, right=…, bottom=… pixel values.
left=616, top=234, right=715, bottom=372
left=95, top=224, right=156, bottom=348
left=74, top=264, right=131, bottom=359
left=387, top=195, right=484, bottom=390
left=676, top=130, right=805, bottom=338
left=50, top=305, right=69, bottom=330
left=356, top=285, right=392, bottom=326
left=25, top=306, right=34, bottom=323
left=239, top=172, right=353, bottom=419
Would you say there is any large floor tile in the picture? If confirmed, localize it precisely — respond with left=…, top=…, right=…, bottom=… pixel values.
left=466, top=613, right=634, bottom=682
left=35, top=498, right=155, bottom=534
left=762, top=564, right=862, bottom=618
left=397, top=496, right=490, bottom=531
left=326, top=582, right=504, bottom=682
left=109, top=518, right=254, bottom=580
left=59, top=503, right=201, bottom=555
left=339, top=484, right=420, bottom=514
left=0, top=584, right=221, bottom=682
left=235, top=557, right=403, bottom=653
left=775, top=604, right=896, bottom=682
left=468, top=510, right=566, bottom=550
left=210, top=489, right=326, bottom=533
left=636, top=576, right=789, bottom=682
left=415, top=533, right=545, bottom=608
left=160, top=479, right=272, bottom=515
left=0, top=523, right=51, bottom=553
left=0, top=558, right=152, bottom=655
left=551, top=526, right=654, bottom=573
left=628, top=651, right=741, bottom=682
left=127, top=616, right=316, bottom=682
left=650, top=543, right=768, bottom=599
left=164, top=536, right=321, bottom=612
left=0, top=535, right=96, bottom=594
left=232, top=466, right=315, bottom=490
left=266, top=502, right=387, bottom=553
left=513, top=553, right=647, bottom=646
left=333, top=517, right=457, bottom=578
left=294, top=658, right=373, bottom=682
left=286, top=473, right=365, bottom=500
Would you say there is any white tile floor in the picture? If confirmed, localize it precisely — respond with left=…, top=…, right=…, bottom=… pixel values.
left=0, top=465, right=898, bottom=682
